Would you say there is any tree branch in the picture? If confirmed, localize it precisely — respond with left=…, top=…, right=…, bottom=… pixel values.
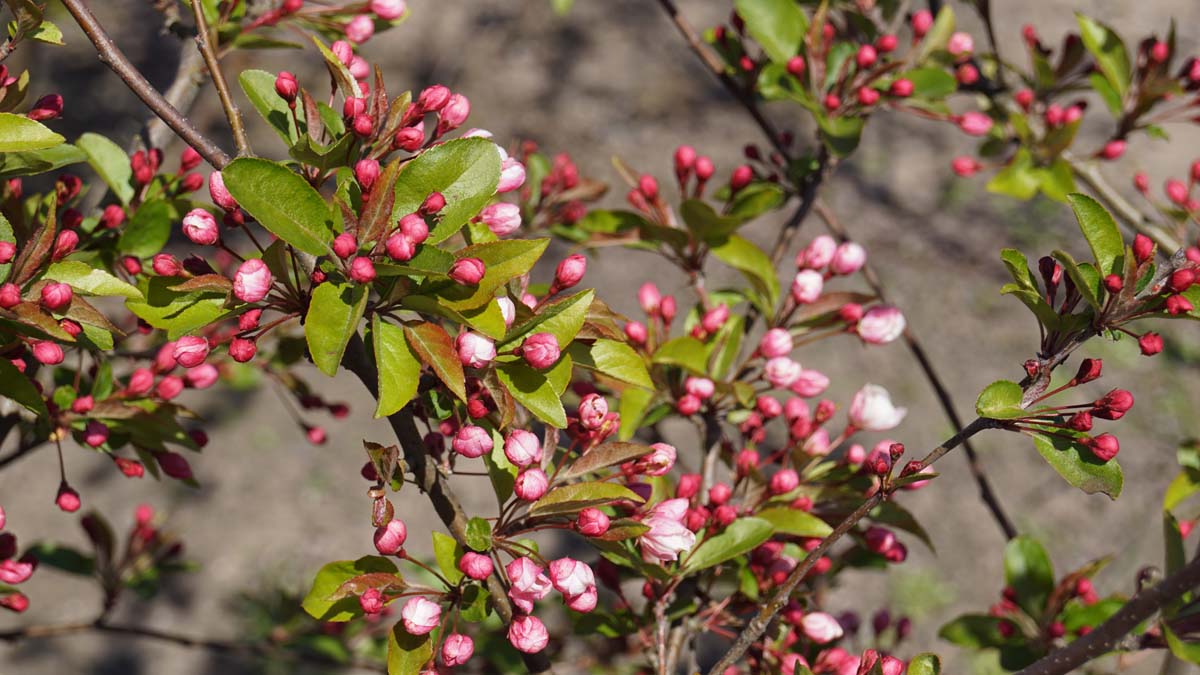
left=340, top=335, right=554, bottom=675
left=814, top=200, right=1018, bottom=541
left=188, top=0, right=250, bottom=156
left=706, top=417, right=1002, bottom=673
left=60, top=0, right=232, bottom=169
left=0, top=618, right=386, bottom=673
left=1015, top=554, right=1200, bottom=675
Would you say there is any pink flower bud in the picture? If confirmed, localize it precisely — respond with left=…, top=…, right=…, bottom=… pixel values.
left=442, top=633, right=474, bottom=666
left=51, top=230, right=77, bottom=261
left=352, top=114, right=373, bottom=137
left=348, top=56, right=370, bottom=81
left=508, top=615, right=549, bottom=654
left=759, top=328, right=793, bottom=358
left=515, top=467, right=549, bottom=501
left=856, top=44, right=877, bottom=68
left=331, top=40, right=353, bottom=66
left=32, top=341, right=63, bottom=365
left=480, top=202, right=521, bottom=236
left=233, top=259, right=273, bottom=303
left=787, top=267, right=825, bottom=302
left=359, top=587, right=384, bottom=614
left=764, top=357, right=802, bottom=389
left=730, top=165, right=753, bottom=192
left=791, top=369, right=830, bottom=398
left=521, top=332, right=561, bottom=369
left=829, top=242, right=866, bottom=275
left=1139, top=332, right=1163, bottom=356
left=912, top=10, right=933, bottom=38
left=454, top=331, right=496, bottom=369
left=437, top=93, right=471, bottom=134
left=401, top=597, right=441, bottom=635
left=0, top=556, right=34, bottom=584
left=173, top=335, right=209, bottom=368
left=374, top=518, right=408, bottom=555
left=856, top=87, right=881, bottom=106
left=274, top=71, right=298, bottom=103
left=28, top=94, right=62, bottom=121
left=449, top=257, right=485, bottom=285
left=151, top=254, right=181, bottom=277
left=354, top=158, right=380, bottom=191
left=660, top=295, right=677, bottom=323
left=83, top=420, right=109, bottom=448
left=349, top=256, right=376, bottom=284
left=636, top=443, right=677, bottom=476
left=418, top=84, right=451, bottom=112
left=798, top=235, right=837, bottom=269
left=157, top=451, right=193, bottom=480
left=857, top=305, right=905, bottom=344
left=578, top=393, right=608, bottom=430
left=181, top=208, right=219, bottom=246
left=0, top=241, right=14, bottom=264
left=40, top=282, right=72, bottom=311
left=127, top=368, right=155, bottom=395
left=156, top=375, right=184, bottom=400
left=504, top=429, right=543, bottom=467
left=786, top=56, right=806, bottom=77
left=1087, top=433, right=1119, bottom=462
left=384, top=232, right=415, bottom=261
left=458, top=551, right=494, bottom=579
left=185, top=363, right=218, bottom=389
left=554, top=254, right=587, bottom=290
left=957, top=111, right=994, bottom=136
left=208, top=171, right=237, bottom=211
left=498, top=157, right=526, bottom=193
left=638, top=282, right=661, bottom=315
left=701, top=303, right=729, bottom=333
left=55, top=482, right=81, bottom=512
left=497, top=297, right=516, bottom=327
left=452, top=425, right=493, bottom=458
left=769, top=468, right=799, bottom=495
left=947, top=31, right=974, bottom=58
left=332, top=232, right=358, bottom=259
left=345, top=14, right=375, bottom=44
left=576, top=507, right=610, bottom=537
left=800, top=612, right=844, bottom=643
left=229, top=338, right=257, bottom=363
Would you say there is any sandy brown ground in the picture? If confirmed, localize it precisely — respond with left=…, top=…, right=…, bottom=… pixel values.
left=3, top=1, right=1200, bottom=673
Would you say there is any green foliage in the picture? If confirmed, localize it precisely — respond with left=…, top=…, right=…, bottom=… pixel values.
left=975, top=380, right=1025, bottom=419
left=222, top=158, right=335, bottom=256
left=0, top=112, right=63, bottom=151
left=305, top=281, right=368, bottom=376
left=392, top=137, right=501, bottom=244
left=301, top=556, right=399, bottom=622
left=682, top=517, right=773, bottom=574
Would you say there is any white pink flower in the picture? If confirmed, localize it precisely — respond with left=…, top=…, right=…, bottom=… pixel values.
left=857, top=306, right=905, bottom=344
left=639, top=498, right=696, bottom=564
left=400, top=596, right=441, bottom=635
left=848, top=384, right=907, bottom=431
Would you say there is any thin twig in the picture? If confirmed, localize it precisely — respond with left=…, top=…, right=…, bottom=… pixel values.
left=1014, top=554, right=1200, bottom=675
left=706, top=418, right=1001, bottom=674
left=814, top=200, right=1018, bottom=540
left=0, top=619, right=386, bottom=672
left=189, top=0, right=250, bottom=156
left=60, top=0, right=232, bottom=169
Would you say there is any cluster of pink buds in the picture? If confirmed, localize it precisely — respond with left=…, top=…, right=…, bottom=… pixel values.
left=1135, top=160, right=1200, bottom=220
left=1008, top=358, right=1131, bottom=463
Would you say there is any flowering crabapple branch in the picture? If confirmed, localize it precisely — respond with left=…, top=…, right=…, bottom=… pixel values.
left=59, top=0, right=233, bottom=168
left=658, top=0, right=1020, bottom=543
left=706, top=415, right=1002, bottom=674
left=187, top=0, right=251, bottom=156
left=813, top=199, right=1019, bottom=540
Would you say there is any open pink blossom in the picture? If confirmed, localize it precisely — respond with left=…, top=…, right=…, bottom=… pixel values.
left=849, top=384, right=907, bottom=431
left=639, top=498, right=696, bottom=564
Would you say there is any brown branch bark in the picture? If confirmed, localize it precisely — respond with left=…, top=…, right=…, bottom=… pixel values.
left=340, top=335, right=554, bottom=675
left=60, top=0, right=232, bottom=169
left=188, top=0, right=250, bottom=155
left=706, top=417, right=1002, bottom=673
left=814, top=200, right=1018, bottom=541
left=1015, top=554, right=1200, bottom=675
left=0, top=618, right=386, bottom=672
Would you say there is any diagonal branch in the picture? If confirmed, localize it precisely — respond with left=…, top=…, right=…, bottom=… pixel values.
left=340, top=335, right=554, bottom=675
left=1014, top=554, right=1200, bottom=675
left=60, top=0, right=232, bottom=169
left=814, top=200, right=1018, bottom=540
left=188, top=0, right=250, bottom=155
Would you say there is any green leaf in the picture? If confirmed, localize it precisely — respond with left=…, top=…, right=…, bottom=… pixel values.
left=0, top=112, right=62, bottom=151
left=27, top=20, right=63, bottom=45
left=465, top=517, right=492, bottom=551
left=652, top=336, right=710, bottom=374
left=1164, top=512, right=1185, bottom=577
left=238, top=69, right=298, bottom=145
left=117, top=200, right=172, bottom=259
left=1067, top=193, right=1123, bottom=276
left=529, top=481, right=644, bottom=518
left=1000, top=248, right=1038, bottom=291
left=311, top=37, right=362, bottom=99
left=0, top=357, right=47, bottom=417
left=900, top=68, right=957, bottom=99
left=458, top=584, right=491, bottom=622
left=1032, top=432, right=1123, bottom=499
left=1004, top=536, right=1055, bottom=618
left=1165, top=623, right=1200, bottom=664
left=1164, top=470, right=1200, bottom=512
left=439, top=239, right=548, bottom=312
left=618, top=387, right=654, bottom=441
left=27, top=542, right=93, bottom=575
left=432, top=531, right=464, bottom=584
left=496, top=358, right=569, bottom=428
left=906, top=654, right=941, bottom=675
left=372, top=316, right=421, bottom=417
left=0, top=143, right=85, bottom=179
left=574, top=339, right=653, bottom=389
left=387, top=624, right=433, bottom=675
left=126, top=277, right=229, bottom=339
left=0, top=212, right=12, bottom=282
left=710, top=234, right=780, bottom=308
left=222, top=158, right=334, bottom=256
left=682, top=517, right=773, bottom=573
left=561, top=442, right=654, bottom=479
left=305, top=281, right=367, bottom=377
left=727, top=182, right=786, bottom=220
left=393, top=137, right=501, bottom=245
left=817, top=115, right=865, bottom=158
left=484, top=429, right=517, bottom=503
left=1051, top=249, right=1102, bottom=311
left=939, top=615, right=1010, bottom=648
left=1038, top=158, right=1076, bottom=202
left=301, top=556, right=398, bottom=621
left=680, top=199, right=744, bottom=243
left=503, top=289, right=593, bottom=349
left=917, top=5, right=956, bottom=60
left=975, top=380, right=1025, bottom=419
left=44, top=261, right=142, bottom=299
left=1076, top=14, right=1131, bottom=100
left=734, top=0, right=806, bottom=63
left=987, top=148, right=1040, bottom=200
left=756, top=507, right=832, bottom=537
left=76, top=132, right=134, bottom=204
left=405, top=322, right=466, bottom=401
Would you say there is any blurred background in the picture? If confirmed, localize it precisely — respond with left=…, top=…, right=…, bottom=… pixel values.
left=2, top=1, right=1200, bottom=673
